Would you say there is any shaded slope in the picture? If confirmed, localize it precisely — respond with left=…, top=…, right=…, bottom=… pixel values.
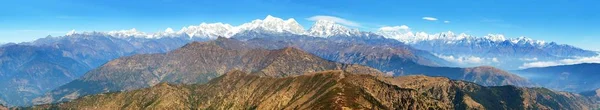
left=581, top=88, right=600, bottom=103
left=30, top=70, right=594, bottom=110
left=34, top=38, right=383, bottom=104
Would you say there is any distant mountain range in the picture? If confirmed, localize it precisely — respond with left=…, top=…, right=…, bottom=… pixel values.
left=382, top=31, right=598, bottom=69
left=28, top=70, right=594, bottom=110
left=65, top=15, right=596, bottom=69
left=516, top=63, right=600, bottom=92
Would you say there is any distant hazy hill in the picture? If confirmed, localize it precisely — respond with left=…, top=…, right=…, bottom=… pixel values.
left=0, top=34, right=201, bottom=106
left=517, top=63, right=600, bottom=92
left=581, top=88, right=600, bottom=101
left=34, top=38, right=384, bottom=104
left=29, top=70, right=594, bottom=110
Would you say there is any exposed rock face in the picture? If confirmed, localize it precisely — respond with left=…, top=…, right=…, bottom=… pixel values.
left=29, top=70, right=595, bottom=110
left=34, top=38, right=384, bottom=104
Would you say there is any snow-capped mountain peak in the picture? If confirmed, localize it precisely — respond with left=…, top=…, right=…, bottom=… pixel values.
left=375, top=28, right=550, bottom=46
left=107, top=28, right=149, bottom=38
left=377, top=27, right=415, bottom=42
left=66, top=29, right=76, bottom=36
left=149, top=28, right=182, bottom=38
left=483, top=34, right=507, bottom=42
left=178, top=22, right=235, bottom=39
left=508, top=36, right=548, bottom=46
left=164, top=28, right=175, bottom=33
left=308, top=20, right=360, bottom=37
left=62, top=15, right=365, bottom=39
left=237, top=15, right=305, bottom=35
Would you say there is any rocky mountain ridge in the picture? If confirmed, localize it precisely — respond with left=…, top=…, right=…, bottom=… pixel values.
left=28, top=70, right=596, bottom=110
left=33, top=37, right=384, bottom=105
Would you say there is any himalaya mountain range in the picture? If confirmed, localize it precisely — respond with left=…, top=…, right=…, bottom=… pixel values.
left=64, top=15, right=599, bottom=69
left=0, top=15, right=599, bottom=109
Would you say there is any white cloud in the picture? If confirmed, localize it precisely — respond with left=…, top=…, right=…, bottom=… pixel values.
left=378, top=25, right=410, bottom=31
left=422, top=17, right=438, bottom=21
left=492, top=58, right=499, bottom=63
left=307, top=15, right=361, bottom=27
left=519, top=54, right=600, bottom=69
left=435, top=54, right=500, bottom=65
left=519, top=57, right=538, bottom=61
left=444, top=21, right=450, bottom=23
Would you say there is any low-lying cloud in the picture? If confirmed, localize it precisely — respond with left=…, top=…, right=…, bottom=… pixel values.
left=519, top=54, right=600, bottom=69
left=435, top=54, right=499, bottom=65
left=519, top=57, right=538, bottom=61
left=307, top=15, right=361, bottom=27
left=378, top=25, right=410, bottom=31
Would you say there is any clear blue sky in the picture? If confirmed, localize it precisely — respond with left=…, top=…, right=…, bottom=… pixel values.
left=1, top=0, right=598, bottom=50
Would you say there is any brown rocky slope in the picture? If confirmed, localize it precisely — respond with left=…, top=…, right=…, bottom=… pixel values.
left=29, top=70, right=595, bottom=110
left=33, top=37, right=383, bottom=105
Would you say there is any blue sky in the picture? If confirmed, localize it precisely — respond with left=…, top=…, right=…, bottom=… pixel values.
left=1, top=0, right=598, bottom=50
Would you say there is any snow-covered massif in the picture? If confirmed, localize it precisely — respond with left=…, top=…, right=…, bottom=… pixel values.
left=308, top=20, right=360, bottom=37
left=376, top=30, right=547, bottom=47
left=67, top=15, right=364, bottom=39
left=375, top=30, right=596, bottom=69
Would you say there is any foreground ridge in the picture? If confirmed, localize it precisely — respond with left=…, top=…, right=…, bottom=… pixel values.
left=28, top=70, right=595, bottom=110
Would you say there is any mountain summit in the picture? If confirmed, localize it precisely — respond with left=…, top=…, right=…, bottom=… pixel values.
left=308, top=20, right=361, bottom=37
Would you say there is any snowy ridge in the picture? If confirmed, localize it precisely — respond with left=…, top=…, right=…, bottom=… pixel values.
left=66, top=15, right=365, bottom=39
left=177, top=22, right=235, bottom=39
left=66, top=15, right=361, bottom=39
left=65, top=15, right=554, bottom=48
left=377, top=30, right=549, bottom=46
left=237, top=15, right=306, bottom=35
left=308, top=20, right=360, bottom=37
